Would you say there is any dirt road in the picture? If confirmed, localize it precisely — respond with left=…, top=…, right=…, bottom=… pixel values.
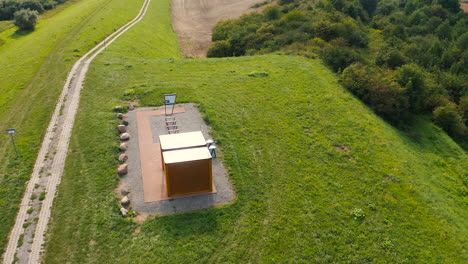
left=172, top=0, right=266, bottom=57
left=2, top=1, right=152, bottom=263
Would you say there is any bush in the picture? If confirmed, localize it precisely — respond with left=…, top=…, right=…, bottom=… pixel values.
left=264, top=6, right=281, bottom=20
left=14, top=8, right=38, bottom=30
left=42, top=0, right=57, bottom=10
left=363, top=80, right=409, bottom=124
left=321, top=46, right=361, bottom=72
left=207, top=40, right=232, bottom=57
left=341, top=62, right=374, bottom=98
left=433, top=103, right=466, bottom=137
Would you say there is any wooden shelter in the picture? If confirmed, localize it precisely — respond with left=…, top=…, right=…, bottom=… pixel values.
left=159, top=132, right=213, bottom=196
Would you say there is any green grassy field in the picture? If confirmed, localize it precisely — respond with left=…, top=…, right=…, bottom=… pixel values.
left=0, top=0, right=145, bottom=255
left=44, top=0, right=467, bottom=262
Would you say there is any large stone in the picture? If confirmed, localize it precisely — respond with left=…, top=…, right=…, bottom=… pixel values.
left=121, top=120, right=129, bottom=126
left=115, top=106, right=124, bottom=112
left=121, top=188, right=129, bottom=196
left=118, top=154, right=128, bottom=162
left=128, top=104, right=135, bottom=110
left=120, top=207, right=128, bottom=217
left=117, top=113, right=123, bottom=119
left=119, top=143, right=128, bottom=152
left=117, top=164, right=128, bottom=175
left=120, top=133, right=130, bottom=141
left=118, top=125, right=127, bottom=133
left=120, top=196, right=130, bottom=206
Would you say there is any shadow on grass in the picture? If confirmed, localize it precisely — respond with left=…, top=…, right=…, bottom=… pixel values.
left=10, top=28, right=34, bottom=39
left=399, top=116, right=467, bottom=153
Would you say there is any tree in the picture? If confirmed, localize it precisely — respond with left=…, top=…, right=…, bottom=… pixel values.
left=397, top=64, right=426, bottom=113
left=435, top=0, right=460, bottom=13
left=433, top=103, right=466, bottom=137
left=14, top=9, right=38, bottom=30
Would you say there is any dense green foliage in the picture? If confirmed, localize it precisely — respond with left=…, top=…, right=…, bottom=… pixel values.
left=208, top=0, right=468, bottom=141
left=0, top=0, right=145, bottom=255
left=13, top=8, right=38, bottom=30
left=0, top=0, right=68, bottom=21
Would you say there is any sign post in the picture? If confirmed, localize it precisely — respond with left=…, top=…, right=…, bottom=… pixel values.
left=5, top=129, right=19, bottom=158
left=164, top=94, right=177, bottom=115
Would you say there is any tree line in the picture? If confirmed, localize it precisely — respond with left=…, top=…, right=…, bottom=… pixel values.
left=208, top=0, right=467, bottom=142
left=1, top=0, right=69, bottom=30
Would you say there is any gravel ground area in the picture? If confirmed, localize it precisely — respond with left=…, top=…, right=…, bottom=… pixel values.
left=121, top=103, right=235, bottom=215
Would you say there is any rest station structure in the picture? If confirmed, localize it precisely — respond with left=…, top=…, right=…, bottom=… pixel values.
left=159, top=131, right=214, bottom=197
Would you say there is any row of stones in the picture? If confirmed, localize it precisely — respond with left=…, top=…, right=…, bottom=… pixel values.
left=115, top=106, right=132, bottom=216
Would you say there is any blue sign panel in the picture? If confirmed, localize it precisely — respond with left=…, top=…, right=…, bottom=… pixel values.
left=5, top=129, right=16, bottom=134
left=165, top=94, right=177, bottom=105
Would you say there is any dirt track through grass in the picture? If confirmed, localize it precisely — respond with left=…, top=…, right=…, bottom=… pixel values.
left=0, top=0, right=145, bottom=256
left=2, top=0, right=152, bottom=263
left=172, top=0, right=265, bottom=57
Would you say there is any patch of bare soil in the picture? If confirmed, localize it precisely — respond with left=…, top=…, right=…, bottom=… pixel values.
left=172, top=0, right=267, bottom=57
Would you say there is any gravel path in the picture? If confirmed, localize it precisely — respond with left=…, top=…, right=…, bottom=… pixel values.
left=2, top=1, right=152, bottom=263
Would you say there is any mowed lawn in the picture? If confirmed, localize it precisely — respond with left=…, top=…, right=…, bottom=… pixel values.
left=0, top=0, right=144, bottom=255
left=43, top=1, right=467, bottom=260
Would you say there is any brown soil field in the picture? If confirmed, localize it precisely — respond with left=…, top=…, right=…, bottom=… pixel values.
left=172, top=0, right=267, bottom=57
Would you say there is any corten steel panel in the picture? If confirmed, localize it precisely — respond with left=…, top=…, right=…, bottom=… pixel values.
left=165, top=159, right=213, bottom=196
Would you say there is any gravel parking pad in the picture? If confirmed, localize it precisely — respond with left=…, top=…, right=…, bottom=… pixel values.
left=121, top=103, right=235, bottom=215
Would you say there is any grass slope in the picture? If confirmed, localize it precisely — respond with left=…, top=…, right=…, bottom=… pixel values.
left=44, top=0, right=467, bottom=261
left=0, top=0, right=144, bottom=255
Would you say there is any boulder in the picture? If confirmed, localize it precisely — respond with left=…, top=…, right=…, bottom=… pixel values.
left=120, top=133, right=130, bottom=141
left=119, top=143, right=128, bottom=152
left=117, top=113, right=123, bottom=119
left=120, top=196, right=130, bottom=206
left=117, top=164, right=128, bottom=175
left=118, top=154, right=128, bottom=162
left=118, top=125, right=127, bottom=133
left=120, top=207, right=128, bottom=217
left=121, top=188, right=129, bottom=196
left=121, top=120, right=129, bottom=126
left=128, top=104, right=135, bottom=110
left=115, top=106, right=124, bottom=112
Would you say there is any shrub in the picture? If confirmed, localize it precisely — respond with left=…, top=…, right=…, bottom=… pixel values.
left=341, top=62, right=374, bottom=98
left=320, top=46, right=361, bottom=72
left=42, top=0, right=57, bottom=10
left=264, top=6, right=281, bottom=21
left=433, top=103, right=467, bottom=137
left=376, top=49, right=407, bottom=69
left=207, top=40, right=232, bottom=57
left=14, top=9, right=38, bottom=30
left=278, top=0, right=295, bottom=5
left=363, top=80, right=409, bottom=124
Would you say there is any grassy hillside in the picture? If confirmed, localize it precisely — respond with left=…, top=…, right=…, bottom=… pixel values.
left=0, top=0, right=145, bottom=255
left=44, top=0, right=467, bottom=261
